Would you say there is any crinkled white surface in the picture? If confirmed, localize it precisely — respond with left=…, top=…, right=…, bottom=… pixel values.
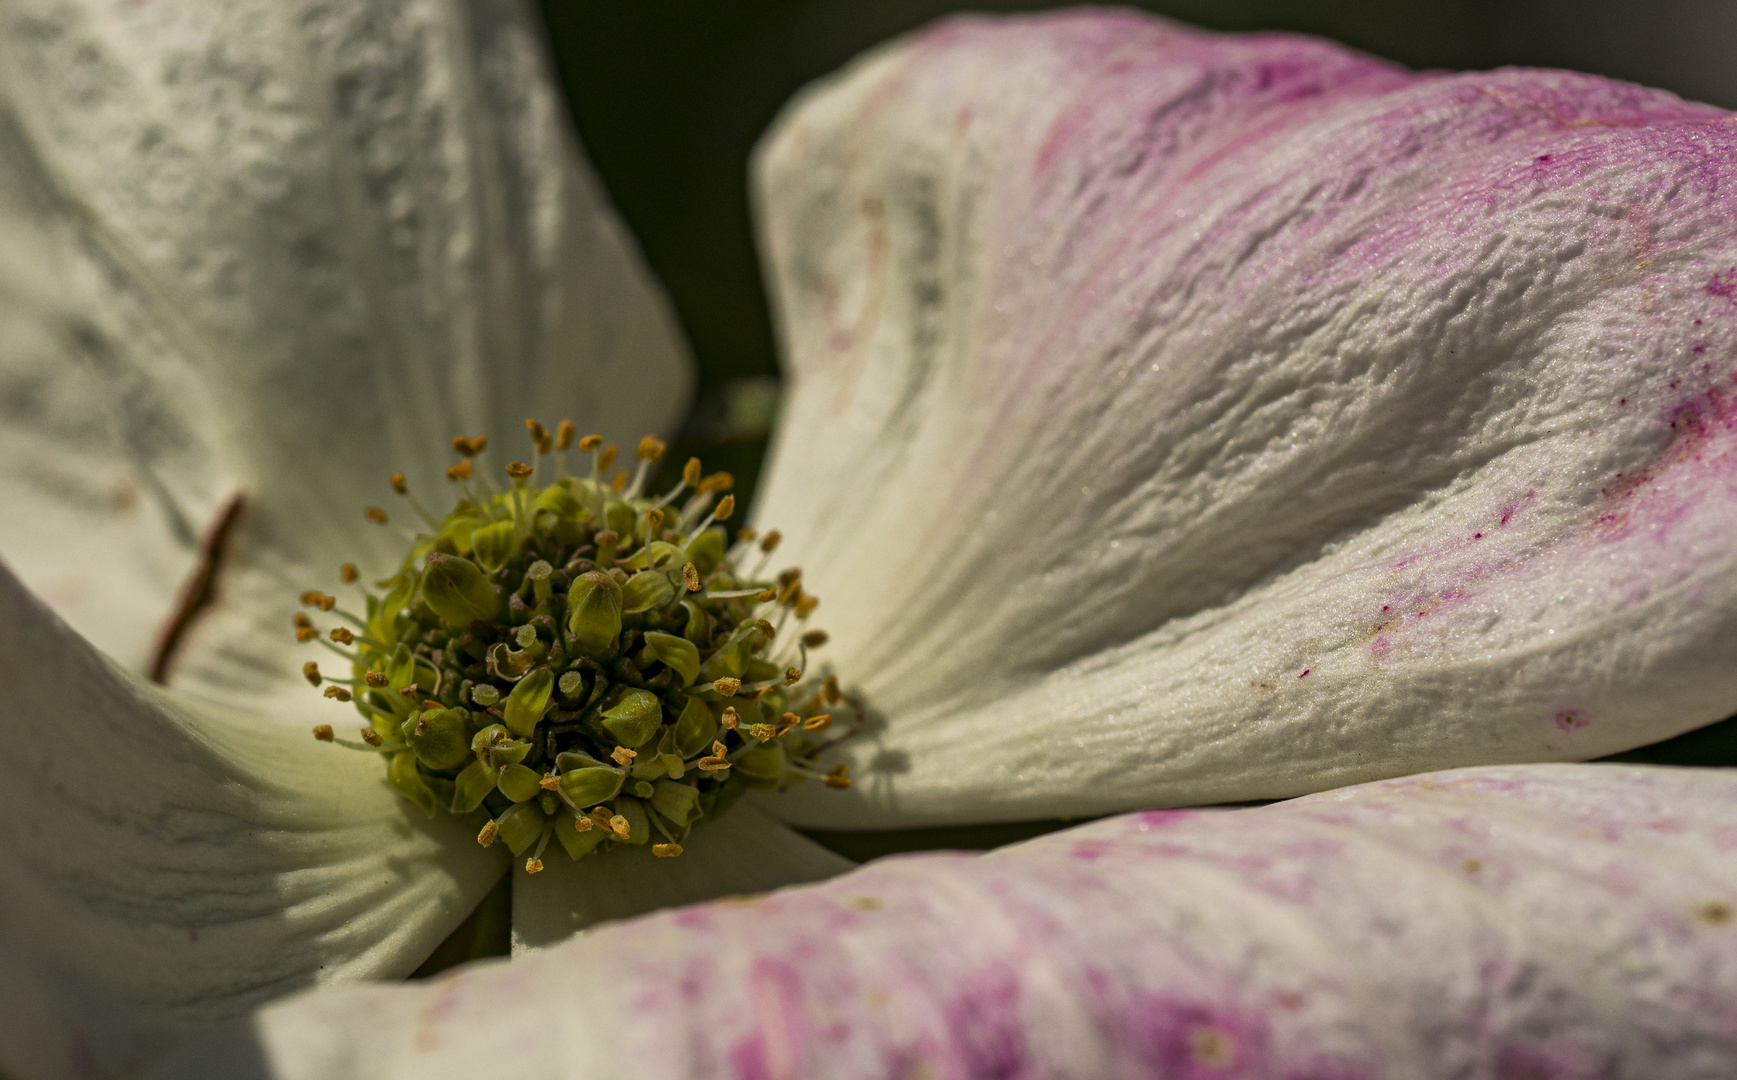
left=0, top=557, right=505, bottom=1080
left=239, top=763, right=1737, bottom=1080
left=0, top=1, right=694, bottom=1075
left=753, top=12, right=1737, bottom=826
left=0, top=0, right=691, bottom=680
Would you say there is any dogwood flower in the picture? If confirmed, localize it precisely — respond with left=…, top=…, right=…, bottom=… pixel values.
left=3, top=5, right=1737, bottom=1080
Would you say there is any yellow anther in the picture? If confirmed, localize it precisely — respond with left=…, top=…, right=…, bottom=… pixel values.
left=609, top=814, right=631, bottom=839
left=539, top=772, right=560, bottom=791
left=795, top=594, right=820, bottom=618
left=364, top=506, right=388, bottom=525
left=598, top=443, right=619, bottom=471
left=682, top=563, right=700, bottom=592
left=804, top=713, right=833, bottom=733
left=682, top=457, right=702, bottom=487
left=340, top=563, right=359, bottom=584
left=313, top=725, right=334, bottom=742
left=610, top=470, right=628, bottom=494
left=300, top=590, right=334, bottom=610
left=738, top=527, right=758, bottom=542
left=526, top=418, right=548, bottom=444
left=777, top=712, right=801, bottom=735
left=293, top=612, right=312, bottom=629
left=750, top=589, right=772, bottom=602
left=711, top=740, right=728, bottom=757
left=295, top=626, right=318, bottom=642
left=323, top=685, right=352, bottom=702
left=588, top=808, right=616, bottom=831
left=698, top=472, right=733, bottom=494
left=555, top=420, right=576, bottom=450
left=477, top=821, right=499, bottom=847
left=713, top=677, right=742, bottom=696
left=760, top=529, right=782, bottom=554
left=611, top=746, right=637, bottom=766
left=390, top=472, right=408, bottom=495
left=824, top=764, right=852, bottom=791
left=824, top=675, right=842, bottom=704
left=575, top=815, right=593, bottom=832
left=579, top=433, right=604, bottom=452
left=505, top=461, right=533, bottom=480
left=802, top=630, right=829, bottom=648
left=714, top=495, right=736, bottom=521
left=330, top=627, right=355, bottom=645
left=635, top=435, right=666, bottom=462
left=720, top=707, right=740, bottom=730
left=645, top=508, right=664, bottom=532
left=452, top=434, right=488, bottom=457
left=446, top=459, right=473, bottom=481
left=698, top=757, right=731, bottom=771
left=360, top=728, right=384, bottom=747
left=653, top=843, right=684, bottom=858
left=755, top=619, right=776, bottom=640
left=302, top=661, right=322, bottom=686
left=525, top=857, right=544, bottom=874
left=364, top=670, right=389, bottom=688
left=748, top=723, right=775, bottom=742
left=784, top=667, right=802, bottom=686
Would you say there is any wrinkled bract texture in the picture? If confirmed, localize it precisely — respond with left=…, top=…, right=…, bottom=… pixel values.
left=249, top=764, right=1737, bottom=1079
left=753, top=12, right=1737, bottom=826
left=0, top=0, right=692, bottom=1077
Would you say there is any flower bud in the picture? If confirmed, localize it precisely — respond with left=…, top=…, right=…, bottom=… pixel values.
left=673, top=694, right=718, bottom=759
left=610, top=796, right=650, bottom=845
left=621, top=569, right=675, bottom=614
left=408, top=708, right=473, bottom=771
left=423, top=553, right=501, bottom=627
left=641, top=632, right=700, bottom=687
left=651, top=779, right=702, bottom=829
left=452, top=759, right=497, bottom=813
left=497, top=763, right=544, bottom=803
left=733, top=741, right=787, bottom=785
left=494, top=802, right=547, bottom=855
left=502, top=665, right=554, bottom=738
left=567, top=571, right=623, bottom=659
left=559, top=765, right=625, bottom=807
left=601, top=688, right=663, bottom=748
left=684, top=526, right=726, bottom=578
left=468, top=520, right=517, bottom=570
left=387, top=751, right=439, bottom=816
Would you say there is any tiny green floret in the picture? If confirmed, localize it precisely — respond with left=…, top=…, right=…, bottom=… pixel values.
left=295, top=420, right=860, bottom=873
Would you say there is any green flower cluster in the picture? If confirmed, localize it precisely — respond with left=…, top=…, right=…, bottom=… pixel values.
left=297, top=425, right=852, bottom=873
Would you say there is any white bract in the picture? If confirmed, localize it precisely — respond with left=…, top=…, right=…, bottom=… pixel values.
left=2, top=4, right=1736, bottom=1080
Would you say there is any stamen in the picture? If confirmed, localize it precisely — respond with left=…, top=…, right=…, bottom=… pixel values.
left=611, top=746, right=637, bottom=766
left=611, top=470, right=628, bottom=494
left=748, top=723, right=775, bottom=742
left=635, top=435, right=667, bottom=463
left=360, top=729, right=384, bottom=747
left=698, top=472, right=733, bottom=495
left=296, top=626, right=318, bottom=642
left=506, top=461, right=533, bottom=480
left=302, top=661, right=322, bottom=686
left=477, top=821, right=500, bottom=847
left=340, top=563, right=359, bottom=584
left=824, top=764, right=851, bottom=791
left=714, top=495, right=736, bottom=521
left=323, top=686, right=352, bottom=702
left=609, top=814, right=631, bottom=840
left=364, top=671, right=389, bottom=688
left=713, top=677, right=742, bottom=696
left=313, top=725, right=335, bottom=742
left=579, top=433, right=603, bottom=453
left=653, top=843, right=684, bottom=858
left=301, top=591, right=337, bottom=611
left=804, top=713, right=833, bottom=733
left=525, top=857, right=545, bottom=874
left=720, top=707, right=740, bottom=730
left=682, top=458, right=701, bottom=488
left=364, top=507, right=389, bottom=525
left=597, top=443, right=619, bottom=473
left=330, top=627, right=355, bottom=645
left=391, top=472, right=408, bottom=495
left=825, top=675, right=842, bottom=704
left=682, top=563, right=700, bottom=592
left=795, top=594, right=821, bottom=619
left=526, top=418, right=551, bottom=454
left=802, top=630, right=829, bottom=648
left=446, top=460, right=473, bottom=481
left=761, top=530, right=783, bottom=554
left=556, top=421, right=576, bottom=451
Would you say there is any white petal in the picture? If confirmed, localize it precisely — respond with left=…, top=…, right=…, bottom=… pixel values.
left=750, top=13, right=1737, bottom=825
left=0, top=0, right=691, bottom=676
left=510, top=803, right=853, bottom=951
left=0, top=556, right=505, bottom=1080
left=230, top=763, right=1737, bottom=1079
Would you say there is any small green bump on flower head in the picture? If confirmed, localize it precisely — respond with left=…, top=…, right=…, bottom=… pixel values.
left=298, top=427, right=865, bottom=869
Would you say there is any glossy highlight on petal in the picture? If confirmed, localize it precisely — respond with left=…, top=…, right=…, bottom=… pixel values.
left=752, top=11, right=1737, bottom=825
left=240, top=763, right=1737, bottom=1079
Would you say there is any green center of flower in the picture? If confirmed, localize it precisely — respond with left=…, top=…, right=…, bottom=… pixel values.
left=295, top=421, right=855, bottom=874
